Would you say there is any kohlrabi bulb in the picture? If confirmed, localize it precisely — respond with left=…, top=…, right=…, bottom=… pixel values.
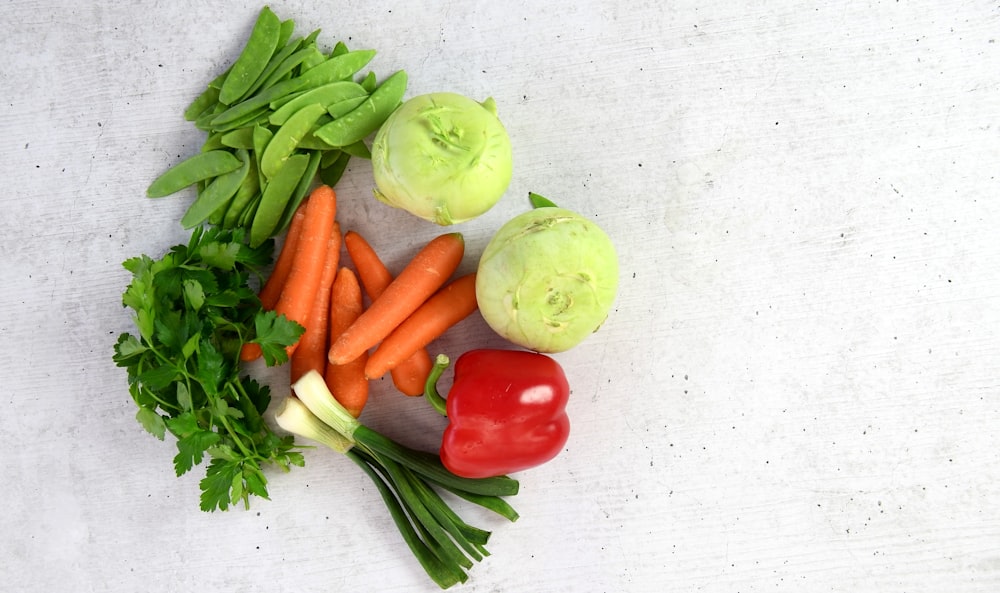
left=371, top=93, right=513, bottom=225
left=476, top=205, right=619, bottom=353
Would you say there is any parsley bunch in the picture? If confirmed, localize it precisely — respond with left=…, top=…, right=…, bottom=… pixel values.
left=113, top=226, right=305, bottom=511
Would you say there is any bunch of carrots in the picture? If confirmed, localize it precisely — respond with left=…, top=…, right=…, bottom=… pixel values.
left=240, top=184, right=480, bottom=417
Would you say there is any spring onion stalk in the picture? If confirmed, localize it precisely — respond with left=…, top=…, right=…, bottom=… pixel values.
left=273, top=396, right=353, bottom=453
left=277, top=370, right=520, bottom=589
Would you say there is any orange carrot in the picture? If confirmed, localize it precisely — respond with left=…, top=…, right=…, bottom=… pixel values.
left=328, top=232, right=465, bottom=366
left=289, top=222, right=341, bottom=383
left=385, top=348, right=434, bottom=396
left=343, top=230, right=393, bottom=301
left=239, top=204, right=311, bottom=362
left=365, top=273, right=478, bottom=379
left=344, top=229, right=434, bottom=395
left=259, top=202, right=308, bottom=310
left=325, top=267, right=369, bottom=417
left=273, top=185, right=338, bottom=356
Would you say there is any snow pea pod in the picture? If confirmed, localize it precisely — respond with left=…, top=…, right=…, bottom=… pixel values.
left=252, top=124, right=273, bottom=189
left=298, top=44, right=327, bottom=72
left=359, top=71, right=377, bottom=93
left=219, top=6, right=282, bottom=105
left=180, top=149, right=251, bottom=228
left=221, top=158, right=261, bottom=230
left=220, top=127, right=255, bottom=150
left=313, top=70, right=407, bottom=147
left=147, top=150, right=242, bottom=198
left=209, top=50, right=374, bottom=132
left=257, top=44, right=321, bottom=92
left=268, top=80, right=367, bottom=126
left=274, top=149, right=322, bottom=235
left=325, top=94, right=368, bottom=120
left=331, top=40, right=349, bottom=58
left=209, top=77, right=300, bottom=131
left=250, top=152, right=310, bottom=247
left=241, top=36, right=304, bottom=100
left=339, top=139, right=371, bottom=159
left=261, top=102, right=327, bottom=179
left=294, top=49, right=376, bottom=89
left=319, top=151, right=351, bottom=187
left=184, top=83, right=221, bottom=122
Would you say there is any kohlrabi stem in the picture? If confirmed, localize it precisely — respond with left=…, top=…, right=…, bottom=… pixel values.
left=423, top=354, right=451, bottom=416
left=528, top=192, right=559, bottom=209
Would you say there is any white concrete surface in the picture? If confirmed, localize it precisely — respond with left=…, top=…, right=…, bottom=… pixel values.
left=2, top=1, right=999, bottom=591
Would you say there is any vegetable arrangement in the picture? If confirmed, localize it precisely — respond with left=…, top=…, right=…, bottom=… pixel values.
left=116, top=5, right=620, bottom=589
left=146, top=6, right=407, bottom=246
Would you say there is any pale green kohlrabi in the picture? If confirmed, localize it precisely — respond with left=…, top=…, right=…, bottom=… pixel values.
left=476, top=196, right=619, bottom=353
left=370, top=92, right=513, bottom=225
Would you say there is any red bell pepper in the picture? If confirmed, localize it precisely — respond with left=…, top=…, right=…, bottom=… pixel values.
left=424, top=349, right=571, bottom=479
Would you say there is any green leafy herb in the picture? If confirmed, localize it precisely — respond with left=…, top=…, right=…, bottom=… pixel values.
left=113, top=226, right=306, bottom=511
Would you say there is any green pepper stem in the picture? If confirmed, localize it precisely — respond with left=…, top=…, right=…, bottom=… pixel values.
left=423, top=354, right=451, bottom=417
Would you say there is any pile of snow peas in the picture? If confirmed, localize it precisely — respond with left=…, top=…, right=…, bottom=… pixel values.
left=146, top=6, right=407, bottom=247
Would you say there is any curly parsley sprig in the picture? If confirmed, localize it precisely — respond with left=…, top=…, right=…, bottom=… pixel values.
left=113, top=226, right=305, bottom=511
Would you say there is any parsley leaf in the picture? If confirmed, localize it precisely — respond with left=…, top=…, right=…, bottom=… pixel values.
left=251, top=310, right=305, bottom=366
left=115, top=228, right=303, bottom=512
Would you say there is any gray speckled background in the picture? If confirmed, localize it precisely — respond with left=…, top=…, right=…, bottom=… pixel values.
left=3, top=1, right=999, bottom=591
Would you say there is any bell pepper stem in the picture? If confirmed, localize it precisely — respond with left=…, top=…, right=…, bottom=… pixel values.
left=423, top=353, right=451, bottom=416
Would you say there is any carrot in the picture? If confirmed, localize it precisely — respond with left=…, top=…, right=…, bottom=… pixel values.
left=344, top=229, right=434, bottom=395
left=328, top=232, right=465, bottom=366
left=365, top=273, right=478, bottom=379
left=289, top=222, right=341, bottom=383
left=325, top=267, right=369, bottom=417
left=273, top=185, right=338, bottom=356
left=259, top=201, right=308, bottom=310
left=343, top=230, right=394, bottom=301
left=239, top=203, right=312, bottom=362
left=385, top=348, right=434, bottom=396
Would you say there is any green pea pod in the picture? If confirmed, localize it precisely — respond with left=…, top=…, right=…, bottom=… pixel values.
left=277, top=18, right=296, bottom=50
left=200, top=133, right=226, bottom=152
left=222, top=158, right=262, bottom=229
left=297, top=133, right=335, bottom=151
left=219, top=7, right=282, bottom=105
left=297, top=44, right=328, bottom=73
left=209, top=50, right=374, bottom=132
left=258, top=45, right=321, bottom=92
left=180, top=149, right=251, bottom=228
left=319, top=151, right=351, bottom=187
left=220, top=127, right=256, bottom=150
left=268, top=81, right=367, bottom=126
left=294, top=49, right=376, bottom=89
left=302, top=28, right=322, bottom=48
left=360, top=71, right=377, bottom=93
left=252, top=124, right=274, bottom=189
left=250, top=152, right=311, bottom=247
left=241, top=36, right=304, bottom=100
left=325, top=94, right=368, bottom=119
left=147, top=150, right=242, bottom=198
left=218, top=106, right=272, bottom=133
left=331, top=40, right=349, bottom=58
left=274, top=149, right=322, bottom=235
left=339, top=139, right=371, bottom=160
left=320, top=149, right=344, bottom=169
left=209, top=77, right=300, bottom=131
left=238, top=191, right=262, bottom=229
left=195, top=102, right=228, bottom=132
left=184, top=84, right=221, bottom=122
left=261, top=102, right=328, bottom=179
left=313, top=70, right=407, bottom=147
